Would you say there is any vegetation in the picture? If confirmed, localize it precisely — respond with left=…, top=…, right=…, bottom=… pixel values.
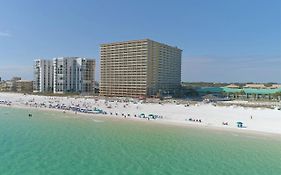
left=181, top=82, right=229, bottom=88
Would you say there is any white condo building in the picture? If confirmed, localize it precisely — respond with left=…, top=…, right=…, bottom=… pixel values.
left=53, top=57, right=95, bottom=94
left=33, top=59, right=54, bottom=93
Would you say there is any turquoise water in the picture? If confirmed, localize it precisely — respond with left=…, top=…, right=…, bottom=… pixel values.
left=0, top=107, right=281, bottom=175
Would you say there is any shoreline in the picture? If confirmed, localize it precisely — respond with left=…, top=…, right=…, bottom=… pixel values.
left=1, top=103, right=281, bottom=139
left=1, top=92, right=281, bottom=137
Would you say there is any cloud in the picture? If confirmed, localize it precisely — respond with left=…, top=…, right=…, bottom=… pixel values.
left=0, top=31, right=12, bottom=37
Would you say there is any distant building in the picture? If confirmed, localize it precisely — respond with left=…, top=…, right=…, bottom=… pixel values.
left=225, top=84, right=240, bottom=89
left=16, top=80, right=33, bottom=93
left=93, top=81, right=99, bottom=94
left=9, top=77, right=22, bottom=92
left=11, top=77, right=21, bottom=81
left=0, top=77, right=33, bottom=93
left=0, top=81, right=14, bottom=92
left=196, top=83, right=281, bottom=101
left=270, top=84, right=281, bottom=89
left=33, top=59, right=54, bottom=93
left=53, top=57, right=95, bottom=94
left=100, top=39, right=182, bottom=97
left=244, top=84, right=266, bottom=89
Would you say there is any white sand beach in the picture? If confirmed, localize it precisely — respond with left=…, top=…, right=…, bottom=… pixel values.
left=1, top=92, right=281, bottom=135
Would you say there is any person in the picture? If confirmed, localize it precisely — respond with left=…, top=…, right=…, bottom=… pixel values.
left=250, top=115, right=253, bottom=119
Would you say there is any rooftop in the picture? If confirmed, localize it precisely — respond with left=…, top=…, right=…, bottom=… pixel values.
left=100, top=39, right=182, bottom=51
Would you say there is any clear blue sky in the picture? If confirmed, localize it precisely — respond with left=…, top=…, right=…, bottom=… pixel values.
left=0, top=0, right=280, bottom=83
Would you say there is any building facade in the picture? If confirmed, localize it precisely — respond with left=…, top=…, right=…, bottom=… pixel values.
left=33, top=59, right=54, bottom=93
left=0, top=81, right=14, bottom=92
left=53, top=57, right=95, bottom=94
left=16, top=80, right=33, bottom=93
left=100, top=39, right=182, bottom=97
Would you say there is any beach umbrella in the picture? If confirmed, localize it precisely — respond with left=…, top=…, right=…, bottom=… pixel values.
left=236, top=121, right=243, bottom=128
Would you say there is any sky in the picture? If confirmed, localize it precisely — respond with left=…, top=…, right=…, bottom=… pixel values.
left=0, top=0, right=280, bottom=83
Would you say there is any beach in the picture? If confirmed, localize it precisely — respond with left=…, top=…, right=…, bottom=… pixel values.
left=0, top=105, right=281, bottom=175
left=0, top=92, right=281, bottom=135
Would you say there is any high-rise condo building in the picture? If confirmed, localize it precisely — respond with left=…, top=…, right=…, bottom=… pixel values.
left=53, top=57, right=95, bottom=94
left=33, top=59, right=54, bottom=93
left=100, top=39, right=182, bottom=97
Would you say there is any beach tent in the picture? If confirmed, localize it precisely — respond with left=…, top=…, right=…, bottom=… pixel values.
left=148, top=114, right=155, bottom=119
left=236, top=122, right=243, bottom=128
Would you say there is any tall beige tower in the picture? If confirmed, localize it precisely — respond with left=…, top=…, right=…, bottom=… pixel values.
left=100, top=39, right=182, bottom=97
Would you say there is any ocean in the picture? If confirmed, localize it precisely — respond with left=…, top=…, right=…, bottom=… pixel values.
left=0, top=107, right=280, bottom=175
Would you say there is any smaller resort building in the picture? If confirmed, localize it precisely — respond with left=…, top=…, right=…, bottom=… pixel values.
left=196, top=83, right=281, bottom=100
left=15, top=80, right=33, bottom=93
left=0, top=77, right=33, bottom=93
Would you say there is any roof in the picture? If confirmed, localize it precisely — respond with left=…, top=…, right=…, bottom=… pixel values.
left=196, top=87, right=281, bottom=94
left=197, top=87, right=223, bottom=93
left=243, top=88, right=281, bottom=95
left=225, top=84, right=240, bottom=88
left=223, top=87, right=243, bottom=93
left=271, top=84, right=281, bottom=89
left=244, top=84, right=266, bottom=88
left=100, top=39, right=182, bottom=51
